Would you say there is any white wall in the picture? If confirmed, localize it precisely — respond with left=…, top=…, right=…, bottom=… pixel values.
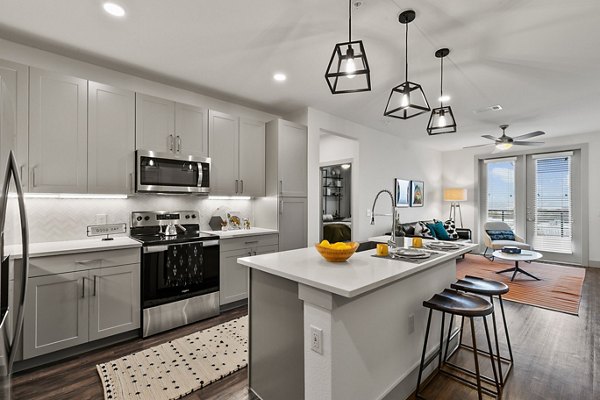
left=293, top=107, right=444, bottom=244
left=442, top=131, right=599, bottom=266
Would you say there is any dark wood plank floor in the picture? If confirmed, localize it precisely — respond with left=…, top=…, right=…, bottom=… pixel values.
left=12, top=265, right=600, bottom=400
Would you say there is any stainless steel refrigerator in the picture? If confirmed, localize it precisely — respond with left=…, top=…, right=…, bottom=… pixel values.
left=0, top=151, right=30, bottom=399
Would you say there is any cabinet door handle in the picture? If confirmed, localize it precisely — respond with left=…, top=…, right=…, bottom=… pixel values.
left=177, top=135, right=182, bottom=153
left=93, top=275, right=97, bottom=297
left=168, top=134, right=174, bottom=152
left=81, top=277, right=85, bottom=298
left=279, top=180, right=283, bottom=195
left=248, top=251, right=252, bottom=256
left=279, top=199, right=283, bottom=215
left=240, top=179, right=244, bottom=193
left=244, top=240, right=259, bottom=245
left=129, top=172, right=134, bottom=193
left=252, top=251, right=257, bottom=256
left=32, top=167, right=37, bottom=187
left=235, top=179, right=239, bottom=193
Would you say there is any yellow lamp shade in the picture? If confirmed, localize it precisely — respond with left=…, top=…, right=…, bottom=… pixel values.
left=443, top=188, right=467, bottom=202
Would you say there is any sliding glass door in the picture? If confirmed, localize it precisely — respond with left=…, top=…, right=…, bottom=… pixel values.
left=480, top=150, right=583, bottom=265
left=526, top=151, right=582, bottom=264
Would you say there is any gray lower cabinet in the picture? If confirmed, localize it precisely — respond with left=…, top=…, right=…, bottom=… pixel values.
left=220, top=248, right=252, bottom=305
left=24, top=271, right=89, bottom=359
left=219, top=234, right=279, bottom=305
left=89, top=264, right=140, bottom=341
left=22, top=249, right=141, bottom=360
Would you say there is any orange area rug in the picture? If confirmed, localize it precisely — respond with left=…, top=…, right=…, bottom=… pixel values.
left=456, top=254, right=585, bottom=315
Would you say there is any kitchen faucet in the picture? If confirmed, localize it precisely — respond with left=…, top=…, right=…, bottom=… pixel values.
left=370, top=189, right=398, bottom=249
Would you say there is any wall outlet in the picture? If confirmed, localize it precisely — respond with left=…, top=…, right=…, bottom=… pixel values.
left=95, top=214, right=108, bottom=225
left=408, top=313, right=415, bottom=334
left=310, top=325, right=323, bottom=355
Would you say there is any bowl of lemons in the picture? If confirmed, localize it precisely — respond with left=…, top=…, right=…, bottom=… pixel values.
left=315, top=240, right=359, bottom=262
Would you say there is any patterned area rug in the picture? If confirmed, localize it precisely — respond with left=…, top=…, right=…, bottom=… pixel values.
left=457, top=254, right=586, bottom=315
left=97, top=316, right=248, bottom=400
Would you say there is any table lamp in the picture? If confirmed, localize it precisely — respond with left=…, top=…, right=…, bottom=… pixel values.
left=443, top=188, right=467, bottom=227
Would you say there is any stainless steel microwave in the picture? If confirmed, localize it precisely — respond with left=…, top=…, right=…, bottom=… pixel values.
left=136, top=150, right=210, bottom=194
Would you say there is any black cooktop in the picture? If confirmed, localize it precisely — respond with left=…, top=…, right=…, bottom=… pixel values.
left=130, top=224, right=219, bottom=246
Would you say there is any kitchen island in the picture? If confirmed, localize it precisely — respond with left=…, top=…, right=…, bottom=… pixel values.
left=238, top=242, right=477, bottom=400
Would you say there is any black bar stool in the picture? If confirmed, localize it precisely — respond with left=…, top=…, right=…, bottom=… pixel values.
left=416, top=288, right=500, bottom=400
left=451, top=275, right=513, bottom=386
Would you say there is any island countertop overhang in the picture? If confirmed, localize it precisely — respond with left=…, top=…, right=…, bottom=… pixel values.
left=238, top=243, right=477, bottom=298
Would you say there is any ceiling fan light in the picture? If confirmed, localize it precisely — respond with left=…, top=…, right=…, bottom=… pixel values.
left=325, top=41, right=371, bottom=93
left=426, top=106, right=456, bottom=135
left=495, top=142, right=513, bottom=151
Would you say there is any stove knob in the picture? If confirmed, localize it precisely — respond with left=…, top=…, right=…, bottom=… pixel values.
left=144, top=216, right=150, bottom=221
left=136, top=216, right=142, bottom=222
left=185, top=215, right=190, bottom=219
left=192, top=214, right=197, bottom=219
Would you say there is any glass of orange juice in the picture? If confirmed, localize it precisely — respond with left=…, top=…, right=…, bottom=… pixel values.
left=376, top=243, right=389, bottom=256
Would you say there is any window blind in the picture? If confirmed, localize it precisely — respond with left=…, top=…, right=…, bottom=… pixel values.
left=485, top=159, right=516, bottom=230
left=533, top=155, right=573, bottom=254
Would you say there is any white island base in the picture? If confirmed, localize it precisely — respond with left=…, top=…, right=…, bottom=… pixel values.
left=239, top=244, right=476, bottom=400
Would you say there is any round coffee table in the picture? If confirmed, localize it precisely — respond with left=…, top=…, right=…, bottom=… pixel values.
left=492, top=250, right=543, bottom=281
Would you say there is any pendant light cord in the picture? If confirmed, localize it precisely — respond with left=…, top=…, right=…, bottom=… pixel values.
left=405, top=21, right=409, bottom=82
left=348, top=0, right=352, bottom=43
left=440, top=56, right=444, bottom=107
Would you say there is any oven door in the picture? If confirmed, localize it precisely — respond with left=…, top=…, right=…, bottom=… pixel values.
left=142, top=240, right=219, bottom=308
left=136, top=150, right=210, bottom=194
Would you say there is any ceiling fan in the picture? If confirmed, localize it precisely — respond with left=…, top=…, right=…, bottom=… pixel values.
left=464, top=124, right=545, bottom=151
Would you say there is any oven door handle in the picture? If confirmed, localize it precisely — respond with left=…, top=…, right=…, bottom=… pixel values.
left=165, top=240, right=220, bottom=248
left=144, top=245, right=169, bottom=253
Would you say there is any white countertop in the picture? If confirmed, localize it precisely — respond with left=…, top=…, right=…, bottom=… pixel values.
left=4, top=236, right=142, bottom=259
left=200, top=227, right=278, bottom=239
left=238, top=243, right=477, bottom=298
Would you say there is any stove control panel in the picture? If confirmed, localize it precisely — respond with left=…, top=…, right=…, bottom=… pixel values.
left=131, top=210, right=199, bottom=227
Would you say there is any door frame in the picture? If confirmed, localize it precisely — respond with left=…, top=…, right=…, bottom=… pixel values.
left=319, top=158, right=355, bottom=242
left=474, top=143, right=589, bottom=266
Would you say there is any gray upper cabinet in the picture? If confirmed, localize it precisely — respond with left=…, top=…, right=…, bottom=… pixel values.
left=136, top=93, right=207, bottom=156
left=175, top=102, right=208, bottom=156
left=277, top=120, right=307, bottom=197
left=135, top=93, right=175, bottom=153
left=24, top=271, right=89, bottom=359
left=29, top=68, right=88, bottom=193
left=209, top=110, right=239, bottom=195
left=209, top=110, right=266, bottom=196
left=89, top=264, right=140, bottom=342
left=239, top=118, right=266, bottom=197
left=266, top=119, right=308, bottom=198
left=88, top=82, right=135, bottom=194
left=0, top=58, right=28, bottom=189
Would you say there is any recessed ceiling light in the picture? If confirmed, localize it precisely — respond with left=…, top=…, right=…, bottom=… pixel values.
left=103, top=2, right=126, bottom=17
left=438, top=95, right=451, bottom=102
left=273, top=73, right=287, bottom=82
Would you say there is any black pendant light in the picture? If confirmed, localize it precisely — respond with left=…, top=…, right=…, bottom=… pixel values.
left=384, top=10, right=430, bottom=119
left=325, top=0, right=371, bottom=94
left=427, top=48, right=457, bottom=135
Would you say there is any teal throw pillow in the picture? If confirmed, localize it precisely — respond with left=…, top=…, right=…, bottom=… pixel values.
left=429, top=221, right=451, bottom=240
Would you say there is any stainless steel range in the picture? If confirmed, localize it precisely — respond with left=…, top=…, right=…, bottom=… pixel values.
left=130, top=210, right=220, bottom=337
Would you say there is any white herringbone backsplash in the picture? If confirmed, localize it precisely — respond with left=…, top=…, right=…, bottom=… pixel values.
left=3, top=196, right=253, bottom=245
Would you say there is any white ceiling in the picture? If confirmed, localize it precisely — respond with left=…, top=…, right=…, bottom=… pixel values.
left=1, top=0, right=599, bottom=151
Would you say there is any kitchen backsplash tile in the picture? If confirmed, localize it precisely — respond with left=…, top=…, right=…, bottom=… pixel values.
left=3, top=196, right=253, bottom=245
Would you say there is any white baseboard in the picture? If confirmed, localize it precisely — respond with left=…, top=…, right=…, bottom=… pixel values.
left=588, top=260, right=600, bottom=268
